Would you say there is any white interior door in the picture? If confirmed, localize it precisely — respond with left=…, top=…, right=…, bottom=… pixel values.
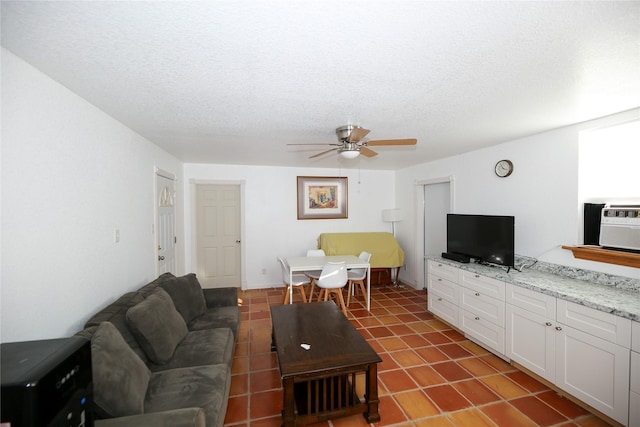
left=424, top=182, right=450, bottom=257
left=414, top=177, right=453, bottom=289
left=156, top=171, right=176, bottom=274
left=196, top=184, right=241, bottom=288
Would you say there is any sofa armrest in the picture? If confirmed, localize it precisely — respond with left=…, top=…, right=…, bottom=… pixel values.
left=202, top=287, right=238, bottom=308
left=95, top=408, right=205, bottom=427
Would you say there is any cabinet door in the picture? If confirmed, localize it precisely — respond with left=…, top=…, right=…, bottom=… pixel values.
left=631, top=351, right=640, bottom=427
left=556, top=324, right=630, bottom=424
left=506, top=304, right=555, bottom=382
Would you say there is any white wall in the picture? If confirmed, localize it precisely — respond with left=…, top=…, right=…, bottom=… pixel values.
left=1, top=49, right=183, bottom=342
left=395, top=108, right=640, bottom=288
left=182, top=164, right=396, bottom=289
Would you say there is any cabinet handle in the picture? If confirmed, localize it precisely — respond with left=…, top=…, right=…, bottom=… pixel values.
left=437, top=297, right=443, bottom=301
left=475, top=274, right=480, bottom=278
left=438, top=263, right=442, bottom=267
left=545, top=322, right=552, bottom=327
left=555, top=326, right=563, bottom=331
left=475, top=316, right=480, bottom=321
left=437, top=278, right=442, bottom=281
left=475, top=292, right=480, bottom=296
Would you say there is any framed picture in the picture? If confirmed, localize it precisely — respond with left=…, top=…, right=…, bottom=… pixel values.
left=297, top=176, right=348, bottom=220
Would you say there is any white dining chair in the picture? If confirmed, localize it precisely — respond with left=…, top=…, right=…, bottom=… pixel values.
left=346, top=251, right=372, bottom=307
left=304, top=249, right=325, bottom=302
left=277, top=256, right=309, bottom=304
left=316, top=261, right=348, bottom=315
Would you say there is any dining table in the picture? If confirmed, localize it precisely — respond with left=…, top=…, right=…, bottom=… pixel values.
left=285, top=255, right=372, bottom=311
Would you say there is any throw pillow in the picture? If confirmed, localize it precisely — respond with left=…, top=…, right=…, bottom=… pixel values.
left=91, top=321, right=150, bottom=417
left=159, top=273, right=207, bottom=324
left=126, top=287, right=189, bottom=364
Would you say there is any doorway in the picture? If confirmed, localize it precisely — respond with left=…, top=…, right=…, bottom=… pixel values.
left=414, top=177, right=453, bottom=289
left=195, top=184, right=241, bottom=288
left=156, top=170, right=177, bottom=275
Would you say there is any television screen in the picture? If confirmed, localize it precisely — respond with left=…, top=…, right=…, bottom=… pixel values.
left=446, top=214, right=515, bottom=267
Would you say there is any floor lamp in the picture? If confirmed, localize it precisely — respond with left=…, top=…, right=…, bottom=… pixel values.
left=382, top=208, right=402, bottom=236
left=382, top=209, right=403, bottom=286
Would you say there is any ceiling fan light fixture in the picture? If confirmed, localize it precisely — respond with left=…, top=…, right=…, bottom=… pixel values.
left=339, top=150, right=360, bottom=159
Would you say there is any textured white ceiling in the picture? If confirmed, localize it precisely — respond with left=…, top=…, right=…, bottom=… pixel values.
left=2, top=1, right=639, bottom=170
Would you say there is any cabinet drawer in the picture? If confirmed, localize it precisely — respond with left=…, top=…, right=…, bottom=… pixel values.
left=557, top=299, right=631, bottom=347
left=460, top=287, right=505, bottom=327
left=428, top=294, right=459, bottom=328
left=428, top=275, right=458, bottom=304
left=427, top=260, right=459, bottom=283
left=460, top=271, right=505, bottom=301
left=506, top=283, right=556, bottom=318
left=460, top=309, right=505, bottom=355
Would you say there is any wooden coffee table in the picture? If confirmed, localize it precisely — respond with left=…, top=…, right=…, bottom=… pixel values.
left=270, top=302, right=382, bottom=426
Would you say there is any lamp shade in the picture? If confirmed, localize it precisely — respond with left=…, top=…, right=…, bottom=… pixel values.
left=382, top=208, right=402, bottom=223
left=340, top=150, right=360, bottom=159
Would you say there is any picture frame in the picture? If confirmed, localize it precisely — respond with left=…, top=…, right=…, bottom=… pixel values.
left=297, top=176, right=348, bottom=220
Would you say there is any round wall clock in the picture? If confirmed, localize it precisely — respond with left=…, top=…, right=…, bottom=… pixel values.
left=495, top=159, right=514, bottom=177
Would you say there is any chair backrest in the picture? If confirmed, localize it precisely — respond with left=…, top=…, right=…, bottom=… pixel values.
left=350, top=251, right=372, bottom=278
left=317, top=261, right=348, bottom=288
left=277, top=256, right=290, bottom=284
left=306, top=249, right=326, bottom=257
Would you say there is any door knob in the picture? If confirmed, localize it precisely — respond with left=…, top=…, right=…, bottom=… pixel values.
left=158, top=256, right=165, bottom=261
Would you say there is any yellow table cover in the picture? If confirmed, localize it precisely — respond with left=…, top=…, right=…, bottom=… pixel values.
left=317, top=232, right=404, bottom=268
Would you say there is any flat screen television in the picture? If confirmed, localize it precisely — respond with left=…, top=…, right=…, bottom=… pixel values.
left=446, top=214, right=515, bottom=267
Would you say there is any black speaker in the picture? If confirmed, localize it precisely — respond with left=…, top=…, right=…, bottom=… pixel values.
left=1, top=337, right=93, bottom=427
left=584, top=203, right=605, bottom=245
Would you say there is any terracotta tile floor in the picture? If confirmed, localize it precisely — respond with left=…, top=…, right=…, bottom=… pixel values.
left=224, top=285, right=614, bottom=426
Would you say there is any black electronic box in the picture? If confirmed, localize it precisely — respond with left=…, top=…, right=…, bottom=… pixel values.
left=1, top=337, right=93, bottom=427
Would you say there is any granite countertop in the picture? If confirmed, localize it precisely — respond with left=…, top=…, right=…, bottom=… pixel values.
left=426, top=255, right=640, bottom=321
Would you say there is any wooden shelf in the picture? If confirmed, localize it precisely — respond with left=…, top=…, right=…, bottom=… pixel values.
left=562, top=245, right=640, bottom=268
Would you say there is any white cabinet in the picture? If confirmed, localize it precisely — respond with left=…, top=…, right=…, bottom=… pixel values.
left=459, top=271, right=506, bottom=355
left=506, top=287, right=631, bottom=425
left=427, top=261, right=460, bottom=327
left=430, top=258, right=634, bottom=425
left=506, top=284, right=556, bottom=381
left=630, top=322, right=640, bottom=427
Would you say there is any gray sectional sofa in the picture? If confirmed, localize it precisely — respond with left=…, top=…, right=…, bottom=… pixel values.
left=75, top=273, right=240, bottom=427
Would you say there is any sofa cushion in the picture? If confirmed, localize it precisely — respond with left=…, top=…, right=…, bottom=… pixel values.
left=94, top=408, right=206, bottom=427
left=91, top=322, right=151, bottom=418
left=146, top=365, right=231, bottom=427
left=84, top=292, right=150, bottom=363
left=188, top=306, right=241, bottom=339
left=159, top=273, right=207, bottom=324
left=126, top=288, right=188, bottom=364
left=146, top=328, right=235, bottom=372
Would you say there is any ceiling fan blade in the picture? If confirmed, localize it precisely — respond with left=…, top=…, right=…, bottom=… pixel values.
left=309, top=148, right=338, bottom=159
left=360, top=147, right=378, bottom=157
left=366, top=138, right=417, bottom=146
left=287, top=143, right=340, bottom=146
left=347, top=127, right=371, bottom=143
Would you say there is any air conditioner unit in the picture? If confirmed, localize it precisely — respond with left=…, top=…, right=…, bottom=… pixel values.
left=599, top=205, right=640, bottom=251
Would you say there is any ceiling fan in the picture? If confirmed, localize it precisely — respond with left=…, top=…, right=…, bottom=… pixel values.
left=289, top=125, right=417, bottom=159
